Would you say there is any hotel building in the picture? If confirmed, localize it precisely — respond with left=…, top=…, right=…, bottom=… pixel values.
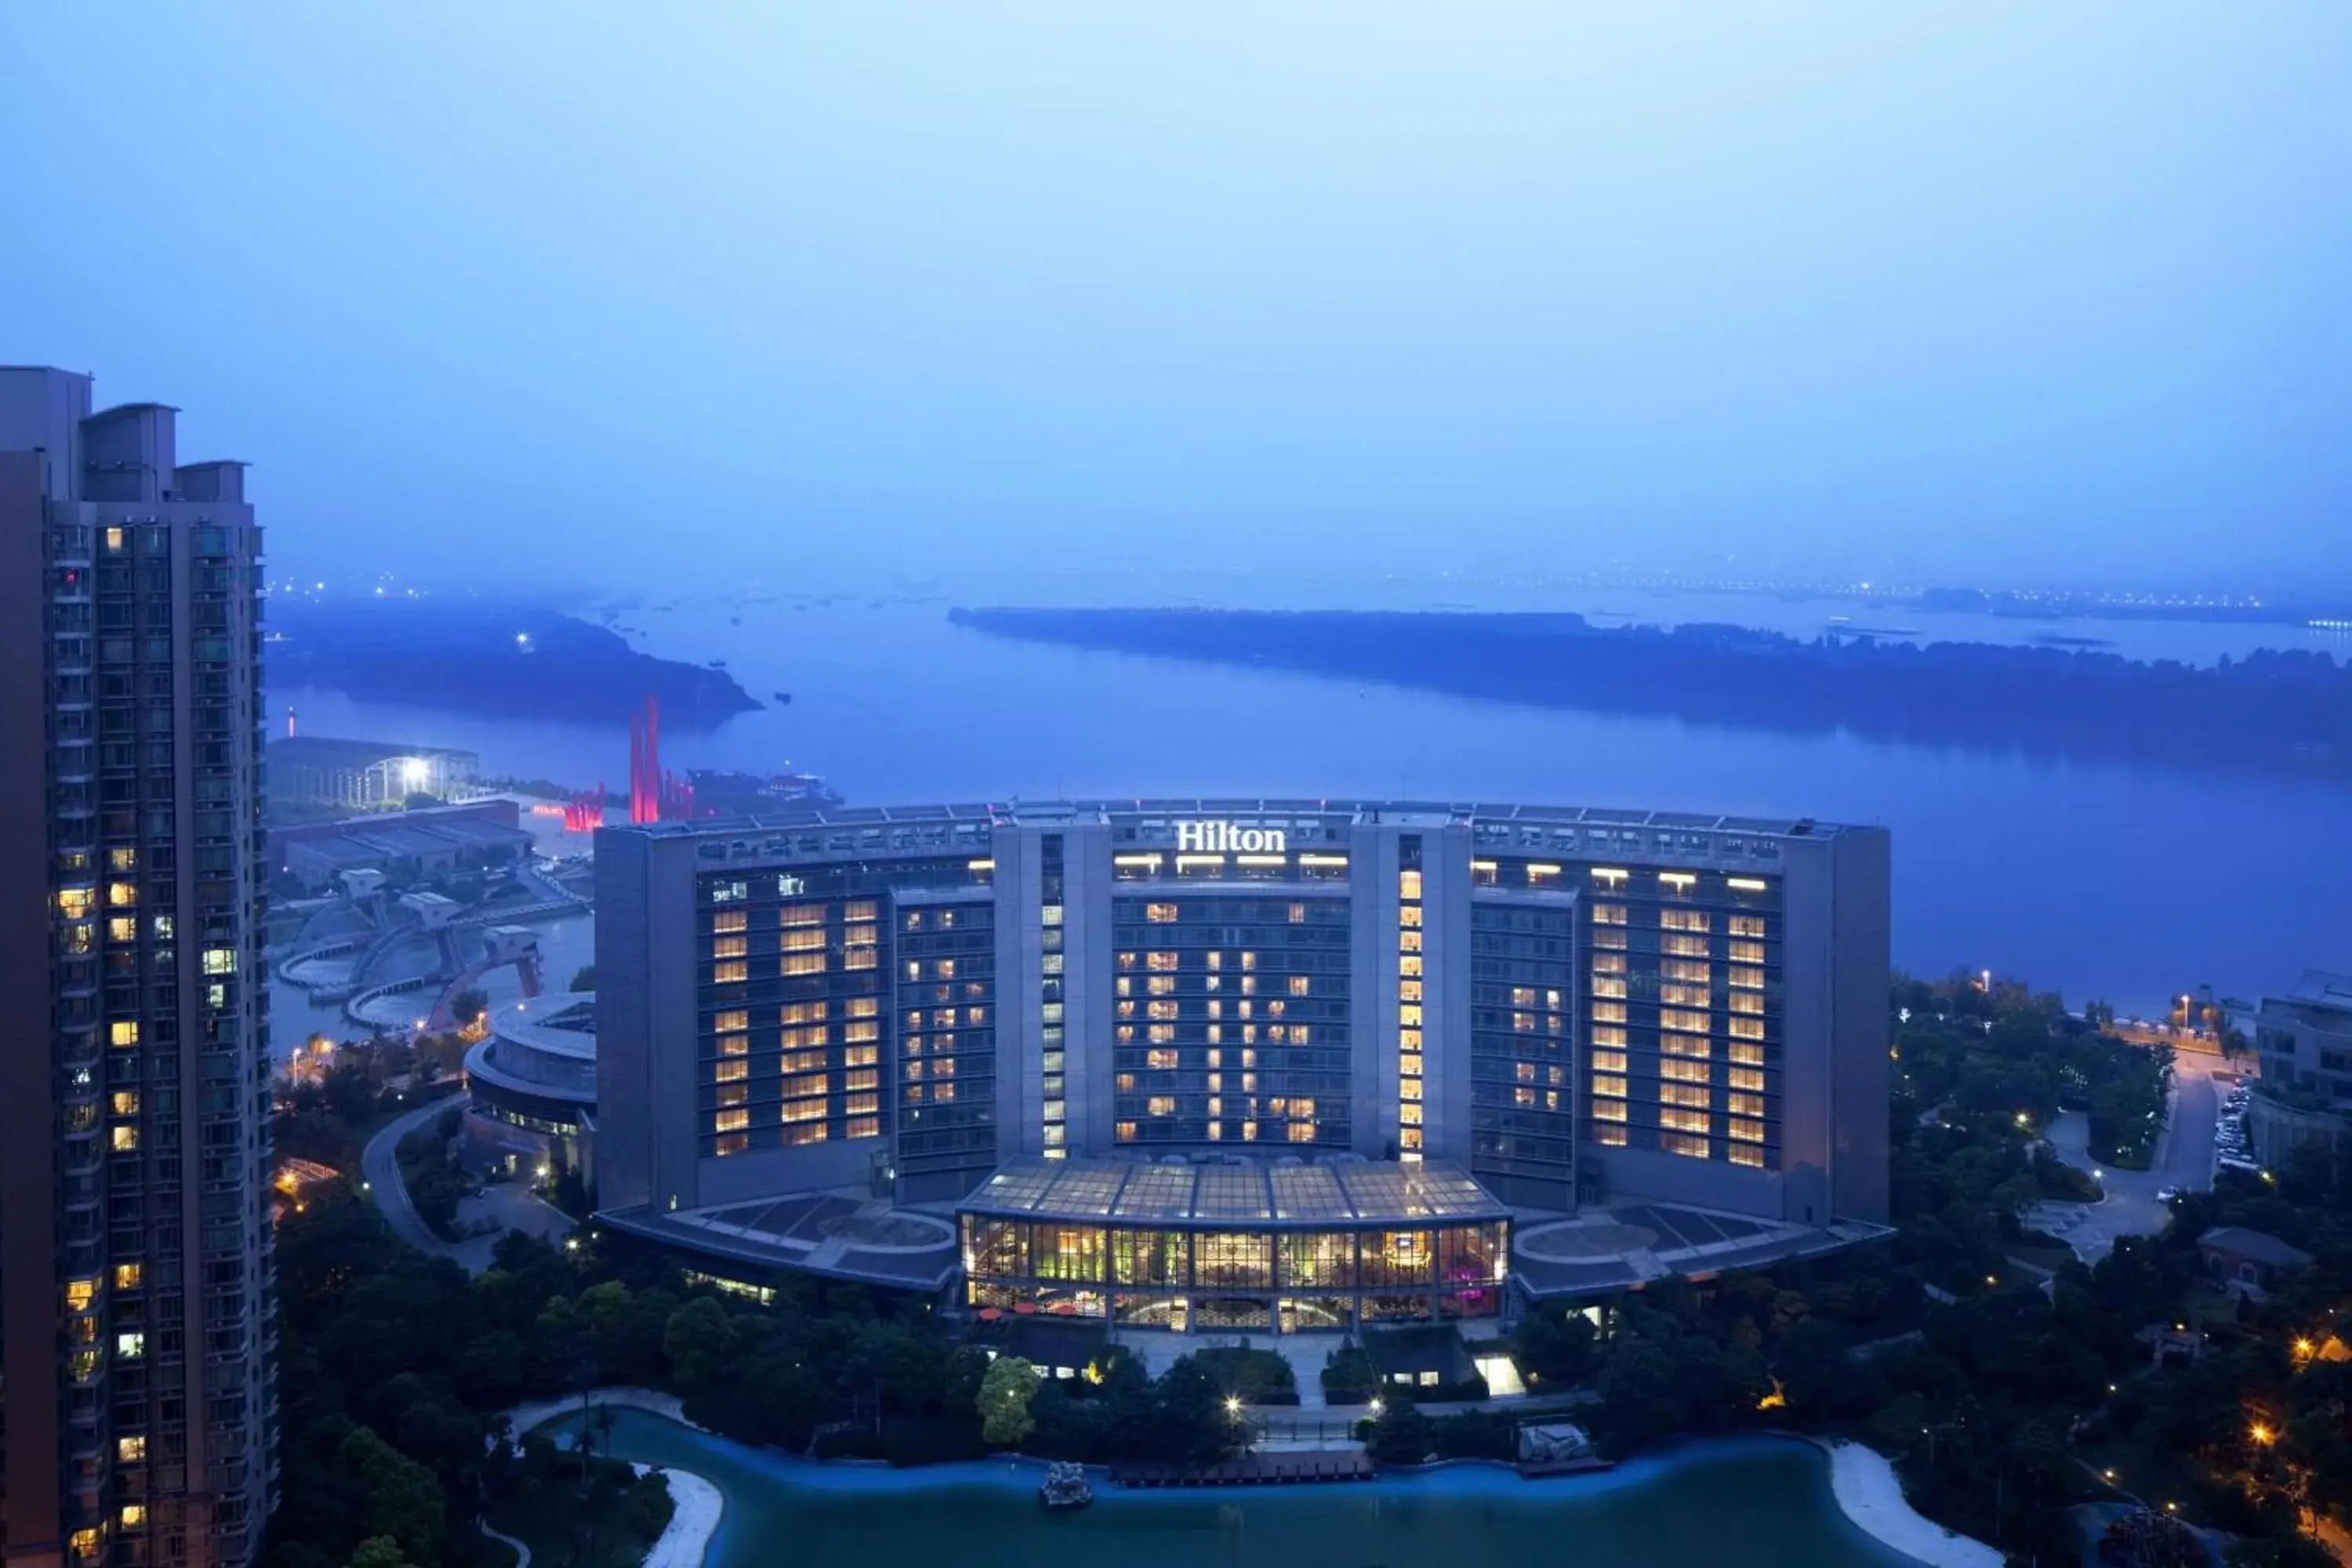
left=0, top=369, right=275, bottom=1566
left=595, top=800, right=1889, bottom=1327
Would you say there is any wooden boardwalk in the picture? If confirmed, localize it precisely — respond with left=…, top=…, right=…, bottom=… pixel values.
left=1110, top=1452, right=1375, bottom=1487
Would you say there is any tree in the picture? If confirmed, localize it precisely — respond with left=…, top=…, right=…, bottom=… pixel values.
left=1367, top=1402, right=1433, bottom=1465
left=335, top=1428, right=445, bottom=1567
left=662, top=1298, right=737, bottom=1391
left=345, top=1537, right=415, bottom=1568
left=569, top=965, right=597, bottom=993
left=449, top=987, right=489, bottom=1032
left=978, top=1356, right=1038, bottom=1448
left=1512, top=1306, right=1598, bottom=1386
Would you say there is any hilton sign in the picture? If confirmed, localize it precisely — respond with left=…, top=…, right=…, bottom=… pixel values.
left=1177, top=821, right=1287, bottom=854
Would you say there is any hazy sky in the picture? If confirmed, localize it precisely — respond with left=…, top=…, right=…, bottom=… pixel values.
left=3, top=2, right=2347, bottom=597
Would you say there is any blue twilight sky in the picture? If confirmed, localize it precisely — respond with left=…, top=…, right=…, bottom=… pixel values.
left=2, top=2, right=2347, bottom=599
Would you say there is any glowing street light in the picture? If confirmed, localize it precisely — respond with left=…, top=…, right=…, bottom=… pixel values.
left=1224, top=1396, right=1242, bottom=1417
left=2250, top=1422, right=2274, bottom=1446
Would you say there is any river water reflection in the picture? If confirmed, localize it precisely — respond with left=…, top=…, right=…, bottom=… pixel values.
left=272, top=597, right=2352, bottom=1014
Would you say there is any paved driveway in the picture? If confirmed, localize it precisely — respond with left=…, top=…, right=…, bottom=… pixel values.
left=2028, top=1065, right=2220, bottom=1263
left=360, top=1094, right=575, bottom=1274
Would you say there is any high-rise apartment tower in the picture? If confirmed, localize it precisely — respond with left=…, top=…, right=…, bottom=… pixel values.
left=0, top=368, right=274, bottom=1568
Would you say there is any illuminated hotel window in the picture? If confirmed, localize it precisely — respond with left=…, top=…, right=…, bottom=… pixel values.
left=1662, top=1036, right=1713, bottom=1061
left=845, top=1094, right=880, bottom=1116
left=713, top=910, right=748, bottom=934
left=1660, top=984, right=1711, bottom=1007
left=1662, top=960, right=1711, bottom=983
left=1729, top=992, right=1765, bottom=1015
left=1594, top=927, right=1628, bottom=951
left=1590, top=1050, right=1628, bottom=1073
left=1591, top=952, right=1627, bottom=975
left=1591, top=1076, right=1628, bottom=1099
left=1729, top=1144, right=1766, bottom=1167
left=1399, top=979, right=1423, bottom=1004
left=1116, top=1120, right=1138, bottom=1141
left=1661, top=1083, right=1708, bottom=1109
left=1399, top=1052, right=1422, bottom=1077
left=784, top=1001, right=828, bottom=1024
left=1662, top=934, right=1708, bottom=958
left=1592, top=1001, right=1627, bottom=1024
left=1661, top=1109, right=1711, bottom=1134
left=1399, top=1076, right=1423, bottom=1101
left=715, top=1134, right=749, bottom=1157
left=1660, top=909, right=1711, bottom=933
left=1148, top=950, right=1179, bottom=972
left=1146, top=903, right=1178, bottom=923
left=781, top=927, right=827, bottom=951
left=1512, top=1011, right=1537, bottom=1033
left=1727, top=1093, right=1766, bottom=1117
left=1729, top=1118, right=1766, bottom=1142
left=1147, top=975, right=1176, bottom=996
left=1730, top=1043, right=1766, bottom=1068
left=1591, top=1099, right=1628, bottom=1123
left=782, top=1095, right=827, bottom=1122
left=713, top=1109, right=750, bottom=1133
left=1399, top=904, right=1421, bottom=928
left=110, top=1021, right=139, bottom=1047
left=1595, top=1123, right=1628, bottom=1146
left=712, top=936, right=748, bottom=960
left=786, top=1123, right=828, bottom=1145
left=1730, top=940, right=1766, bottom=964
left=1662, top=1132, right=1711, bottom=1159
left=1661, top=1009, right=1710, bottom=1033
left=711, top=960, right=748, bottom=984
left=1729, top=1015, right=1766, bottom=1040
left=1149, top=1023, right=1177, bottom=1044
left=1148, top=1097, right=1176, bottom=1116
left=1728, top=915, right=1766, bottom=938
left=1661, top=1058, right=1711, bottom=1083
left=1592, top=978, right=1628, bottom=1000
left=1401, top=1103, right=1423, bottom=1125
left=780, top=903, right=826, bottom=926
left=782, top=953, right=827, bottom=976
left=846, top=1069, right=880, bottom=1091
left=1591, top=903, right=1628, bottom=926
left=1730, top=967, right=1765, bottom=990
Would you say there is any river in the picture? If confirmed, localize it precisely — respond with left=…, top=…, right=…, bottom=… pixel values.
left=564, top=1407, right=1912, bottom=1568
left=269, top=592, right=2352, bottom=1016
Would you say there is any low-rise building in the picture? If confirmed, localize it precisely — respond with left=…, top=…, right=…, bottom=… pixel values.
left=2249, top=971, right=2352, bottom=1171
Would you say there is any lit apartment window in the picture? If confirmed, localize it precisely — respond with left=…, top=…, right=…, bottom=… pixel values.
left=1661, top=1058, right=1711, bottom=1083
left=711, top=961, right=749, bottom=984
left=1661, top=1083, right=1708, bottom=1109
left=1729, top=915, right=1767, bottom=938
left=1589, top=1051, right=1628, bottom=1074
left=1590, top=1099, right=1628, bottom=1123
left=1729, top=1068, right=1766, bottom=1092
left=1594, top=1123, right=1628, bottom=1146
left=1661, top=1109, right=1711, bottom=1134
left=1729, top=1144, right=1766, bottom=1167
left=1662, top=1132, right=1711, bottom=1159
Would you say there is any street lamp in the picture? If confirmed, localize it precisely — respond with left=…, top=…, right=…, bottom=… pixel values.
left=1367, top=1398, right=1384, bottom=1417
left=1225, top=1396, right=1242, bottom=1418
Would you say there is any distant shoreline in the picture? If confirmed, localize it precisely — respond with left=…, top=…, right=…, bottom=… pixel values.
left=270, top=600, right=760, bottom=728
left=952, top=606, right=2352, bottom=786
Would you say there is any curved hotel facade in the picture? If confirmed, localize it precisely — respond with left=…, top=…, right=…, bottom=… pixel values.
left=594, top=799, right=1890, bottom=1324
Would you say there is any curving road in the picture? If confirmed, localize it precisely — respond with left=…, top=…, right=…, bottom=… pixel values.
left=360, top=1092, right=577, bottom=1274
left=2033, top=1062, right=2220, bottom=1262
left=361, top=1097, right=468, bottom=1260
